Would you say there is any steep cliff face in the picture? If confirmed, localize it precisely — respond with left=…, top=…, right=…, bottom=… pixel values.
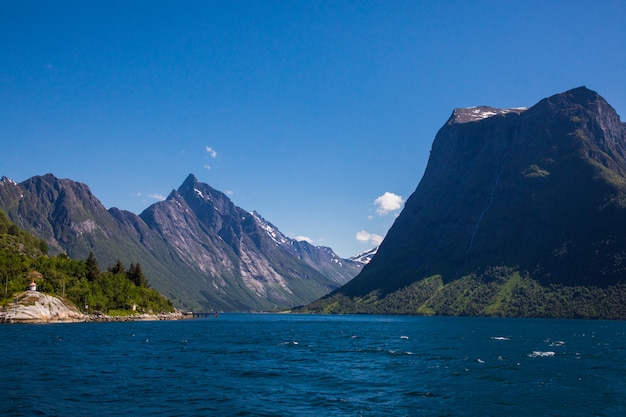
left=1, top=174, right=110, bottom=254
left=139, top=174, right=360, bottom=310
left=340, top=87, right=626, bottom=298
left=0, top=173, right=360, bottom=311
left=0, top=174, right=159, bottom=264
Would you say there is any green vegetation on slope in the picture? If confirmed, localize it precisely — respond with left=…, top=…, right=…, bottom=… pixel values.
left=0, top=211, right=173, bottom=314
left=298, top=266, right=626, bottom=319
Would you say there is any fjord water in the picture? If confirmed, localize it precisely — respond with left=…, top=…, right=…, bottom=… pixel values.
left=2, top=315, right=625, bottom=416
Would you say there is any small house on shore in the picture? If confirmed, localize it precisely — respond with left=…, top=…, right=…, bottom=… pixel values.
left=28, top=281, right=37, bottom=291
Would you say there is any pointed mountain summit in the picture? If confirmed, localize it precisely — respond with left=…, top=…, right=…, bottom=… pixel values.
left=303, top=87, right=626, bottom=318
left=0, top=173, right=361, bottom=311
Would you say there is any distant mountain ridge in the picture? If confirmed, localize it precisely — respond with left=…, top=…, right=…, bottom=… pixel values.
left=0, top=173, right=361, bottom=311
left=302, top=87, right=626, bottom=319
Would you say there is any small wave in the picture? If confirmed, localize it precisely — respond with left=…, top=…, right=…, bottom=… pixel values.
left=404, top=390, right=441, bottom=398
left=490, top=336, right=510, bottom=341
left=388, top=350, right=413, bottom=356
left=239, top=370, right=282, bottom=378
left=400, top=335, right=409, bottom=339
left=528, top=351, right=555, bottom=358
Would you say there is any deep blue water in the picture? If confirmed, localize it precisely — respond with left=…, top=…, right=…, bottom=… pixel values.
left=1, top=314, right=625, bottom=416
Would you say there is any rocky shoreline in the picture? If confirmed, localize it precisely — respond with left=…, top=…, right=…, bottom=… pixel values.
left=85, top=310, right=193, bottom=323
left=0, top=291, right=194, bottom=324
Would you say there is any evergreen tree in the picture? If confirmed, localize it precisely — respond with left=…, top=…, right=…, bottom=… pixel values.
left=108, top=259, right=125, bottom=275
left=38, top=239, right=48, bottom=255
left=8, top=224, right=18, bottom=236
left=127, top=262, right=147, bottom=287
left=86, top=252, right=100, bottom=282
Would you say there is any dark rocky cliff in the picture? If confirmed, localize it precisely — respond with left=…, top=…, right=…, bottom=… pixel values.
left=337, top=87, right=626, bottom=299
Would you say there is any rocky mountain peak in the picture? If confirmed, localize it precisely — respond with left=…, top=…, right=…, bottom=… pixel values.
left=448, top=106, right=527, bottom=124
left=1, top=176, right=17, bottom=185
left=529, top=86, right=626, bottom=176
left=177, top=173, right=234, bottom=216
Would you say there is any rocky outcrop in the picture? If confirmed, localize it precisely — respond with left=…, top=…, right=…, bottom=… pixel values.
left=0, top=291, right=194, bottom=324
left=0, top=291, right=86, bottom=323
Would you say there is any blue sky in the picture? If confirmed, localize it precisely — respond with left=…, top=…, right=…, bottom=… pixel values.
left=2, top=1, right=625, bottom=258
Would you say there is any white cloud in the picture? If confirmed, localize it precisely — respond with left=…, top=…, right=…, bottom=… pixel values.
left=356, top=230, right=383, bottom=246
left=374, top=192, right=404, bottom=216
left=205, top=146, right=217, bottom=158
left=148, top=193, right=166, bottom=201
left=133, top=192, right=165, bottom=201
left=203, top=164, right=211, bottom=170
left=225, top=190, right=234, bottom=196
left=294, top=235, right=314, bottom=244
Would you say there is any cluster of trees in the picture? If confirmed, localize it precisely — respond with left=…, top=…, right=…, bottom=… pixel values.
left=0, top=211, right=173, bottom=314
left=299, top=266, right=626, bottom=319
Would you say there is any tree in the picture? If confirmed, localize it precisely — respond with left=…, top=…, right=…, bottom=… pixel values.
left=8, top=224, right=18, bottom=236
left=38, top=239, right=48, bottom=255
left=108, top=259, right=125, bottom=275
left=127, top=262, right=147, bottom=287
left=85, top=252, right=100, bottom=282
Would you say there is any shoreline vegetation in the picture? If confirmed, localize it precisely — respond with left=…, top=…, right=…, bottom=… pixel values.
left=1, top=210, right=178, bottom=320
left=296, top=268, right=626, bottom=320
left=0, top=290, right=194, bottom=324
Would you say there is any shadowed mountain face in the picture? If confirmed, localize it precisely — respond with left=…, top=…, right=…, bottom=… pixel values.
left=339, top=87, right=626, bottom=298
left=0, top=174, right=361, bottom=311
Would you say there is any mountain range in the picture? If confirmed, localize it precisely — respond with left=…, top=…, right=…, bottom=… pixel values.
left=0, top=174, right=362, bottom=311
left=6, top=86, right=626, bottom=318
left=302, top=87, right=626, bottom=319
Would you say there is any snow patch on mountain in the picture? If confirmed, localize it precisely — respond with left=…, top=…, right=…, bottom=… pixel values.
left=450, top=106, right=527, bottom=124
left=1, top=176, right=17, bottom=186
left=350, top=246, right=378, bottom=265
left=250, top=211, right=289, bottom=245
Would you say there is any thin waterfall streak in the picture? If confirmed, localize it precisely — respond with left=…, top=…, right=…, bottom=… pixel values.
left=464, top=150, right=508, bottom=266
left=465, top=173, right=499, bottom=259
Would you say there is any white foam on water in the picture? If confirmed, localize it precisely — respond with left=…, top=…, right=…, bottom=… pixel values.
left=528, top=351, right=555, bottom=358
